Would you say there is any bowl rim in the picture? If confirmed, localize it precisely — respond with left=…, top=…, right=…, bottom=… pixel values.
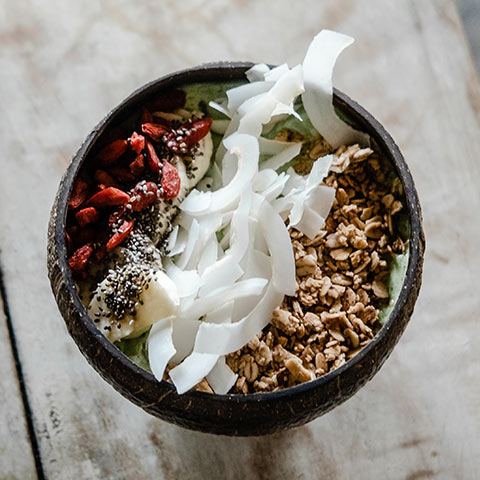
left=51, top=62, right=423, bottom=406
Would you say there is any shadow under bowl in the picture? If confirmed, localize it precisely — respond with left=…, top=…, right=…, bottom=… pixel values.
left=47, top=63, right=425, bottom=436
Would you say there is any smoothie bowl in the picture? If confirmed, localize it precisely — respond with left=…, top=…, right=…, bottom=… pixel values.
left=47, top=31, right=424, bottom=435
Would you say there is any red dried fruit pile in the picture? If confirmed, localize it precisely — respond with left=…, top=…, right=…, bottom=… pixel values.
left=67, top=94, right=212, bottom=279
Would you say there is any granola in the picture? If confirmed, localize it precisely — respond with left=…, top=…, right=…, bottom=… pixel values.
left=226, top=143, right=406, bottom=393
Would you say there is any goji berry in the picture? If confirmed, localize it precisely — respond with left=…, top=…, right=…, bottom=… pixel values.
left=108, top=166, right=136, bottom=183
left=129, top=154, right=145, bottom=176
left=128, top=132, right=145, bottom=154
left=106, top=220, right=134, bottom=251
left=145, top=140, right=161, bottom=174
left=69, top=179, right=89, bottom=210
left=184, top=118, right=212, bottom=147
left=69, top=243, right=93, bottom=278
left=94, top=170, right=118, bottom=188
left=108, top=205, right=126, bottom=229
left=86, top=187, right=130, bottom=207
left=76, top=207, right=100, bottom=227
left=97, top=139, right=128, bottom=166
left=141, top=122, right=169, bottom=142
left=165, top=118, right=212, bottom=153
left=160, top=161, right=181, bottom=200
left=129, top=181, right=158, bottom=212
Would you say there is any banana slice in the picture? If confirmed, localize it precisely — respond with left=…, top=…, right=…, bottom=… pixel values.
left=89, top=269, right=179, bottom=342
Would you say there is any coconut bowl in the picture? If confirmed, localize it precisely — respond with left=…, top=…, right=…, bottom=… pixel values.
left=47, top=63, right=425, bottom=436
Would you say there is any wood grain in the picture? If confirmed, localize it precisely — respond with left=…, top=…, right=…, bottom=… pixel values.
left=0, top=0, right=479, bottom=478
left=0, top=295, right=37, bottom=479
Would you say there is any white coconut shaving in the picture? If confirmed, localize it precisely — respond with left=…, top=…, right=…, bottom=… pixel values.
left=302, top=30, right=369, bottom=148
left=146, top=29, right=368, bottom=394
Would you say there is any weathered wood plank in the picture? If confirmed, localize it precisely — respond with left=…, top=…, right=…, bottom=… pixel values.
left=0, top=0, right=479, bottom=478
left=0, top=294, right=37, bottom=479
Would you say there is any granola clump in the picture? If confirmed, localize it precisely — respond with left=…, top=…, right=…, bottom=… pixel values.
left=226, top=143, right=406, bottom=393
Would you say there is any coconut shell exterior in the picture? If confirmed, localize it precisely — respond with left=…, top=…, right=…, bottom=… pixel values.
left=47, top=63, right=425, bottom=436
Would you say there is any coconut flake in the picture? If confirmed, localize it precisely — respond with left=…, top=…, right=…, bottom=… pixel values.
left=260, top=142, right=302, bottom=171
left=208, top=99, right=230, bottom=118
left=230, top=250, right=271, bottom=322
left=148, top=317, right=176, bottom=381
left=175, top=218, right=200, bottom=269
left=236, top=65, right=304, bottom=137
left=246, top=63, right=270, bottom=82
left=294, top=203, right=328, bottom=239
left=259, top=201, right=296, bottom=295
left=205, top=300, right=234, bottom=324
left=276, top=155, right=333, bottom=229
left=227, top=81, right=274, bottom=116
left=252, top=168, right=279, bottom=192
left=260, top=172, right=290, bottom=202
left=197, top=237, right=219, bottom=274
left=206, top=358, right=238, bottom=394
left=170, top=316, right=201, bottom=365
left=264, top=63, right=290, bottom=82
left=182, top=277, right=268, bottom=321
left=199, top=255, right=244, bottom=297
left=225, top=189, right=253, bottom=263
left=180, top=190, right=212, bottom=215
left=194, top=283, right=284, bottom=355
left=184, top=214, right=224, bottom=271
left=182, top=134, right=259, bottom=216
left=305, top=183, right=336, bottom=218
left=169, top=352, right=219, bottom=394
left=302, top=30, right=368, bottom=148
left=164, top=259, right=200, bottom=299
left=269, top=64, right=304, bottom=105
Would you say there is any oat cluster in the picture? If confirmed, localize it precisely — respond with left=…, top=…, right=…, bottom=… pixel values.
left=226, top=143, right=406, bottom=393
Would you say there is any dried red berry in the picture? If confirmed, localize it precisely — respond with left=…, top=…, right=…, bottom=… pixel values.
left=165, top=118, right=212, bottom=153
left=161, top=161, right=181, bottom=200
left=86, top=187, right=130, bottom=208
left=94, top=170, right=118, bottom=188
left=145, top=140, right=161, bottom=174
left=108, top=166, right=136, bottom=183
left=129, top=181, right=158, bottom=212
left=108, top=205, right=126, bottom=229
left=69, top=243, right=93, bottom=277
left=75, top=207, right=100, bottom=227
left=184, top=118, right=212, bottom=148
left=141, top=122, right=169, bottom=142
left=129, top=154, right=145, bottom=176
left=128, top=132, right=145, bottom=154
left=97, top=139, right=128, bottom=166
left=106, top=220, right=134, bottom=251
left=69, top=179, right=89, bottom=210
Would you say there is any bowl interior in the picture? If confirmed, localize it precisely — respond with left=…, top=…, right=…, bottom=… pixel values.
left=48, top=63, right=424, bottom=435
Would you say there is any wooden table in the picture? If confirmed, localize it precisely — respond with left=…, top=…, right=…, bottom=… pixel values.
left=1, top=1, right=479, bottom=478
